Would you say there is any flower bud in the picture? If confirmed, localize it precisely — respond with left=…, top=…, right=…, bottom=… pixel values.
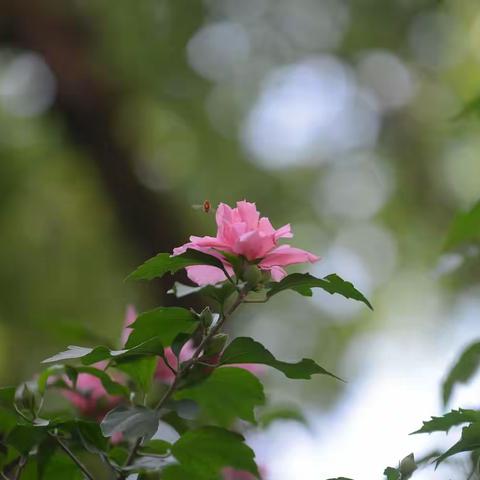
left=198, top=307, right=214, bottom=328
left=399, top=453, right=416, bottom=477
left=16, top=383, right=36, bottom=416
left=204, top=333, right=229, bottom=357
left=243, top=264, right=262, bottom=289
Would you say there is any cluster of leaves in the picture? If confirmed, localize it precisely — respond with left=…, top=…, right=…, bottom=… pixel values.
left=0, top=248, right=371, bottom=479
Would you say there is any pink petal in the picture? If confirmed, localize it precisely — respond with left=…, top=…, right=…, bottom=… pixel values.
left=216, top=202, right=234, bottom=227
left=121, top=305, right=137, bottom=346
left=234, top=230, right=275, bottom=260
left=274, top=223, right=293, bottom=240
left=259, top=245, right=319, bottom=268
left=265, top=265, right=287, bottom=281
left=185, top=265, right=228, bottom=286
left=235, top=201, right=260, bottom=229
left=258, top=217, right=275, bottom=235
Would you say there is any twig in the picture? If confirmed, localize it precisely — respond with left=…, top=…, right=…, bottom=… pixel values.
left=118, top=290, right=247, bottom=478
left=51, top=434, right=94, bottom=480
left=12, top=457, right=26, bottom=480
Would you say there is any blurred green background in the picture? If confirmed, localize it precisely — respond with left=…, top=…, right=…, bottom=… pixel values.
left=1, top=0, right=480, bottom=478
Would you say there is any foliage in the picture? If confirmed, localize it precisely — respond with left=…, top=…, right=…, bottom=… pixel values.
left=0, top=232, right=371, bottom=479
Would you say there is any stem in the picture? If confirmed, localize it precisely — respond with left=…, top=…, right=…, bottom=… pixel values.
left=12, top=457, right=26, bottom=480
left=51, top=434, right=94, bottom=480
left=118, top=290, right=247, bottom=478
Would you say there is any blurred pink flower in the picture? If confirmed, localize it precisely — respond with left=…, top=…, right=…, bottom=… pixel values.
left=61, top=304, right=138, bottom=420
left=121, top=304, right=137, bottom=345
left=155, top=341, right=195, bottom=384
left=62, top=362, right=122, bottom=419
left=173, top=200, right=318, bottom=285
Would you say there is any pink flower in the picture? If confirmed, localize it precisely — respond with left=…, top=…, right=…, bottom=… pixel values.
left=155, top=341, right=195, bottom=384
left=62, top=362, right=122, bottom=419
left=173, top=200, right=319, bottom=285
left=121, top=304, right=137, bottom=345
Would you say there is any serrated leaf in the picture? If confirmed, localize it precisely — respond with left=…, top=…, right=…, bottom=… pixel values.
left=435, top=422, right=480, bottom=465
left=267, top=273, right=372, bottom=310
left=101, top=405, right=159, bottom=440
left=171, top=427, right=258, bottom=478
left=442, top=340, right=480, bottom=406
left=125, top=307, right=198, bottom=349
left=176, top=367, right=265, bottom=426
left=220, top=337, right=340, bottom=381
left=412, top=409, right=480, bottom=434
left=42, top=337, right=165, bottom=365
left=128, top=249, right=228, bottom=281
left=444, top=200, right=480, bottom=250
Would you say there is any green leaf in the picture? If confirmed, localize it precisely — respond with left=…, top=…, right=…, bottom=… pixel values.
left=0, top=387, right=16, bottom=410
left=453, top=94, right=480, bottom=121
left=116, top=356, right=157, bottom=393
left=444, top=200, right=480, bottom=250
left=41, top=453, right=84, bottom=479
left=128, top=249, right=227, bottom=281
left=161, top=411, right=190, bottom=435
left=436, top=422, right=480, bottom=465
left=37, top=366, right=65, bottom=395
left=168, top=281, right=236, bottom=304
left=412, top=409, right=480, bottom=434
left=42, top=346, right=95, bottom=363
left=37, top=437, right=57, bottom=479
left=138, top=439, right=172, bottom=456
left=442, top=340, right=480, bottom=406
left=220, top=337, right=341, bottom=380
left=6, top=425, right=48, bottom=454
left=160, top=464, right=210, bottom=480
left=171, top=427, right=258, bottom=478
left=75, top=420, right=109, bottom=453
left=42, top=337, right=165, bottom=365
left=383, top=467, right=401, bottom=480
left=125, top=307, right=198, bottom=348
left=73, top=366, right=129, bottom=397
left=108, top=446, right=129, bottom=466
left=267, top=273, right=373, bottom=309
left=101, top=405, right=159, bottom=440
left=176, top=367, right=265, bottom=426
left=258, top=406, right=307, bottom=429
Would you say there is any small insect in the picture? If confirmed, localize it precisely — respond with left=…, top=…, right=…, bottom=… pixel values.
left=192, top=200, right=214, bottom=213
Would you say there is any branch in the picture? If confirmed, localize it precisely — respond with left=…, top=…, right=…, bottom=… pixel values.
left=119, top=290, right=247, bottom=478
left=50, top=434, right=94, bottom=480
